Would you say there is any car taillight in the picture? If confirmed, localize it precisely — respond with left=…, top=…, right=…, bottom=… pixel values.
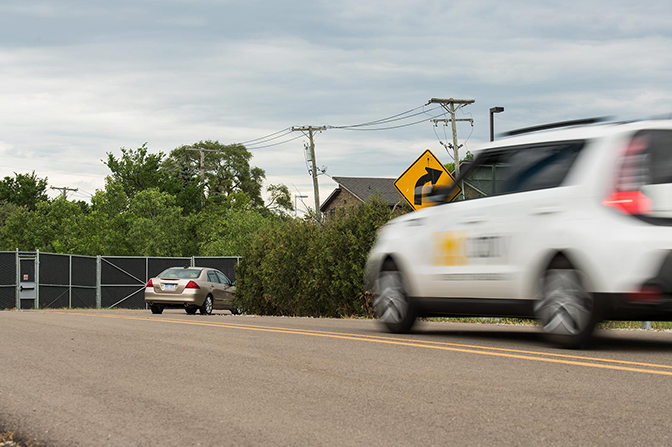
left=146, top=279, right=153, bottom=288
left=626, top=285, right=663, bottom=303
left=186, top=281, right=200, bottom=289
left=603, top=136, right=652, bottom=215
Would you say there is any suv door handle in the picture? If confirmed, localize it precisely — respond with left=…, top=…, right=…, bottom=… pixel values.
left=532, top=206, right=561, bottom=215
left=461, top=215, right=485, bottom=224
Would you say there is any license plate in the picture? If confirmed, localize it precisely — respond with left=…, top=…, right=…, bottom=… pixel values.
left=162, top=284, right=177, bottom=291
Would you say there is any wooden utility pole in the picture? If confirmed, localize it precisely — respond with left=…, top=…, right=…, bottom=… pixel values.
left=291, top=126, right=327, bottom=220
left=431, top=117, right=474, bottom=164
left=50, top=186, right=78, bottom=199
left=186, top=147, right=220, bottom=184
left=428, top=98, right=475, bottom=177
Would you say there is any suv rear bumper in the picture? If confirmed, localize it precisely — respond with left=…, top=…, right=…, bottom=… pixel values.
left=600, top=250, right=672, bottom=320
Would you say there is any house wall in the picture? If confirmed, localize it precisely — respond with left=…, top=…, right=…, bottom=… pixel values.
left=322, top=188, right=362, bottom=218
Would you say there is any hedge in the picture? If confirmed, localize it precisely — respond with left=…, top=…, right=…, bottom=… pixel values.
left=234, top=196, right=408, bottom=317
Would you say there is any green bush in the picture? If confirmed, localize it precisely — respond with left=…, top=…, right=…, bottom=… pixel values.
left=234, top=196, right=407, bottom=318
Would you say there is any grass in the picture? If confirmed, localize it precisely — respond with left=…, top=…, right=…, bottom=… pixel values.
left=0, top=430, right=40, bottom=447
left=422, top=317, right=672, bottom=330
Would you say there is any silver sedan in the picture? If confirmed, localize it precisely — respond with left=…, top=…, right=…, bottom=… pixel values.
left=144, top=266, right=238, bottom=315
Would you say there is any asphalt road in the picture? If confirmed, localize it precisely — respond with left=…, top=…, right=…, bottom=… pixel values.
left=2, top=310, right=672, bottom=446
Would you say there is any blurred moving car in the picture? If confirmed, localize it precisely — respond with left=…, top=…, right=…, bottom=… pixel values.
left=367, top=118, right=672, bottom=348
left=144, top=266, right=239, bottom=315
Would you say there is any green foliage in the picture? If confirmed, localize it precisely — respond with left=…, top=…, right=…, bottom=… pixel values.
left=265, top=183, right=293, bottom=216
left=165, top=141, right=266, bottom=208
left=234, top=197, right=406, bottom=318
left=196, top=205, right=278, bottom=257
left=104, top=143, right=167, bottom=197
left=444, top=150, right=474, bottom=174
left=0, top=171, right=49, bottom=210
left=0, top=197, right=88, bottom=253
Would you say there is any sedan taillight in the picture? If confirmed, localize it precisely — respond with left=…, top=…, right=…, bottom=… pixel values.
left=186, top=280, right=200, bottom=289
left=146, top=279, right=154, bottom=288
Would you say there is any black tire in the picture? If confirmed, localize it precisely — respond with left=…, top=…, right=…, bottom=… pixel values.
left=150, top=304, right=164, bottom=315
left=200, top=295, right=213, bottom=315
left=185, top=306, right=197, bottom=315
left=534, top=257, right=597, bottom=349
left=373, top=260, right=416, bottom=333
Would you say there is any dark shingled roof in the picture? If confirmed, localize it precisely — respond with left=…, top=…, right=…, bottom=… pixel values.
left=321, top=177, right=403, bottom=211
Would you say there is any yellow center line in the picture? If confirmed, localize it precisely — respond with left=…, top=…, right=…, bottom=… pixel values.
left=53, top=311, right=672, bottom=376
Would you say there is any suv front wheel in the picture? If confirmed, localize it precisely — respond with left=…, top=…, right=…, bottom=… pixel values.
left=374, top=260, right=416, bottom=333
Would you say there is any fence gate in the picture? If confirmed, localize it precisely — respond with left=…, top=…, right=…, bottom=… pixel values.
left=18, top=252, right=38, bottom=309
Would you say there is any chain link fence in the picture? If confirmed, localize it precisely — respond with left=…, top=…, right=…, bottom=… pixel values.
left=0, top=251, right=241, bottom=310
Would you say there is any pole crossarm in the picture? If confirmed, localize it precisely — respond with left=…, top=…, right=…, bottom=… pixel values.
left=428, top=98, right=475, bottom=105
left=291, top=126, right=327, bottom=132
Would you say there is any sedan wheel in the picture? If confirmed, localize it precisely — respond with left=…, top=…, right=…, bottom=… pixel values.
left=200, top=295, right=213, bottom=315
left=534, top=264, right=596, bottom=348
left=373, top=262, right=415, bottom=333
left=150, top=304, right=164, bottom=315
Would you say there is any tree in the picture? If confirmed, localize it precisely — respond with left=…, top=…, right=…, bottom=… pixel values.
left=265, top=184, right=293, bottom=216
left=104, top=143, right=167, bottom=198
left=164, top=141, right=266, bottom=207
left=445, top=150, right=474, bottom=174
left=0, top=171, right=49, bottom=210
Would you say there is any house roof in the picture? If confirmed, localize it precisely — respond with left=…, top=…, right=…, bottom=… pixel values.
left=320, top=176, right=403, bottom=211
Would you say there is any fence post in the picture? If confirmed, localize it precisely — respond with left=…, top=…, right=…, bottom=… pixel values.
left=96, top=256, right=102, bottom=309
left=35, top=249, right=40, bottom=309
left=68, top=254, right=73, bottom=309
left=15, top=248, right=19, bottom=309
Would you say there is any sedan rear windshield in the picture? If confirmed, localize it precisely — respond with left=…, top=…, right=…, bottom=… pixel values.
left=158, top=268, right=202, bottom=279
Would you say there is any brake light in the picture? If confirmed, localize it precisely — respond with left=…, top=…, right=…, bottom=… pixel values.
left=186, top=281, right=200, bottom=289
left=603, top=136, right=652, bottom=215
left=603, top=191, right=652, bottom=215
left=626, top=285, right=662, bottom=303
left=146, top=279, right=153, bottom=288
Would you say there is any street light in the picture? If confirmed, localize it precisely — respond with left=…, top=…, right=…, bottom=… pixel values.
left=489, top=106, right=504, bottom=142
left=294, top=194, right=307, bottom=217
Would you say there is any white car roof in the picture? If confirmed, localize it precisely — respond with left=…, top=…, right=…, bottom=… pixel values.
left=475, top=119, right=672, bottom=151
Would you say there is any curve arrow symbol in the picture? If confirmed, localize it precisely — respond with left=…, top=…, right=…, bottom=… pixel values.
left=414, top=167, right=443, bottom=205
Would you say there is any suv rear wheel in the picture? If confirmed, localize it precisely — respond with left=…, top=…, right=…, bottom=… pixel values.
left=535, top=258, right=596, bottom=348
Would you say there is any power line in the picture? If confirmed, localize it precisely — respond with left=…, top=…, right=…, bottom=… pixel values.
left=237, top=127, right=292, bottom=145
left=330, top=109, right=448, bottom=131
left=328, top=104, right=443, bottom=129
left=245, top=133, right=305, bottom=150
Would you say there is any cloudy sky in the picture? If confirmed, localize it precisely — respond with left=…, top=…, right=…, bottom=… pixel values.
left=1, top=0, right=671, bottom=211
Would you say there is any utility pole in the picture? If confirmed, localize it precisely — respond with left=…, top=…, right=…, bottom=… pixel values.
left=431, top=118, right=474, bottom=165
left=428, top=98, right=475, bottom=177
left=186, top=147, right=221, bottom=184
left=291, top=126, right=327, bottom=220
left=50, top=186, right=78, bottom=199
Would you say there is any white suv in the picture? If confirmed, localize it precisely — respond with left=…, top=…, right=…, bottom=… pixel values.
left=366, top=119, right=672, bottom=348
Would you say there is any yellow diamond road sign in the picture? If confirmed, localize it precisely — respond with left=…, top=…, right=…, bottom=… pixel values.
left=394, top=149, right=461, bottom=210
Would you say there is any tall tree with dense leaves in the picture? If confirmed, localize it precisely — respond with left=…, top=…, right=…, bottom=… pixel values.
left=104, top=143, right=167, bottom=198
left=165, top=141, right=266, bottom=207
left=0, top=171, right=49, bottom=210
